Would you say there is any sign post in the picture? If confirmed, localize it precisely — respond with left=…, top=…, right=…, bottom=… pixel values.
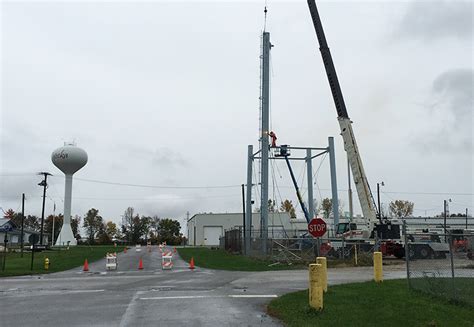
left=308, top=218, right=327, bottom=257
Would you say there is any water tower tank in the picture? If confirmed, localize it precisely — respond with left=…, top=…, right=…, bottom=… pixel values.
left=51, top=143, right=88, bottom=246
left=52, top=144, right=88, bottom=175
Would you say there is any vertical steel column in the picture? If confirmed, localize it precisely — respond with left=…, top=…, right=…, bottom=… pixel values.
left=306, top=149, right=314, bottom=218
left=245, top=145, right=253, bottom=255
left=328, top=137, right=339, bottom=228
left=260, top=32, right=271, bottom=255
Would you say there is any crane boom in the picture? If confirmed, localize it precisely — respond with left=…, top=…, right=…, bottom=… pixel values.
left=307, top=0, right=378, bottom=228
left=284, top=155, right=311, bottom=223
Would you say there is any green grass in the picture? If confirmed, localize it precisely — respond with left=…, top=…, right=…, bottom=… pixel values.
left=0, top=245, right=124, bottom=277
left=410, top=277, right=474, bottom=307
left=177, top=247, right=403, bottom=271
left=267, top=279, right=474, bottom=327
left=178, top=247, right=305, bottom=271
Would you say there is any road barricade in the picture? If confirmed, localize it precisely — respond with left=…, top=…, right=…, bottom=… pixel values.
left=106, top=252, right=118, bottom=270
left=162, top=251, right=173, bottom=270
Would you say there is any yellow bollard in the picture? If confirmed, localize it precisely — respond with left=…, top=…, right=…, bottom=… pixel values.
left=373, top=252, right=383, bottom=283
left=316, top=257, right=328, bottom=292
left=44, top=257, right=50, bottom=270
left=309, top=263, right=323, bottom=310
left=354, top=245, right=358, bottom=266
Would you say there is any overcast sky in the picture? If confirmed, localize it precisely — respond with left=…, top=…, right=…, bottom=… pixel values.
left=1, top=0, right=472, bottom=231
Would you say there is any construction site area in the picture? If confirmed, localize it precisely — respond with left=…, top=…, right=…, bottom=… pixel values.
left=1, top=1, right=472, bottom=326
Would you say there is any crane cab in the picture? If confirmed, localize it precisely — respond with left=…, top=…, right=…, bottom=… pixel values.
left=335, top=222, right=369, bottom=238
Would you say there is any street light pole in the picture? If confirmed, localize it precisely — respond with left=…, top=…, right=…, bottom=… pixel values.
left=443, top=200, right=447, bottom=242
left=377, top=182, right=384, bottom=222
left=21, top=193, right=25, bottom=258
left=38, top=172, right=52, bottom=246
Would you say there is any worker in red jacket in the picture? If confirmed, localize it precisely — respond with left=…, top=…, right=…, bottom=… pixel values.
left=268, top=131, right=277, bottom=147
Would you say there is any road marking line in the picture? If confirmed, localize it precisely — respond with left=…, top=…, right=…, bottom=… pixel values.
left=139, top=294, right=278, bottom=300
left=228, top=295, right=278, bottom=298
left=119, top=291, right=140, bottom=327
left=63, top=289, right=105, bottom=294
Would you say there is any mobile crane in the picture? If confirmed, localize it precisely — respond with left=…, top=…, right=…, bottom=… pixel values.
left=306, top=0, right=449, bottom=259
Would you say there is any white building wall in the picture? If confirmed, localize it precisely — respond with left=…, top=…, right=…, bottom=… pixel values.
left=187, top=212, right=295, bottom=246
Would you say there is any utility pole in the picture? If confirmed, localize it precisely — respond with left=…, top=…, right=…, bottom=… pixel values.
left=52, top=201, right=56, bottom=247
left=466, top=208, right=468, bottom=230
left=38, top=172, right=52, bottom=245
left=21, top=193, right=25, bottom=257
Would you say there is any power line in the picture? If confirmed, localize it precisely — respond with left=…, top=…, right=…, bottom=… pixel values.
left=382, top=191, right=473, bottom=196
left=46, top=194, right=239, bottom=201
left=49, top=175, right=241, bottom=190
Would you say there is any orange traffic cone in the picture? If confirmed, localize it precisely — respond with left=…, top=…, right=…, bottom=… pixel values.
left=124, top=247, right=127, bottom=253
left=138, top=258, right=144, bottom=270
left=189, top=257, right=195, bottom=270
left=83, top=259, right=89, bottom=272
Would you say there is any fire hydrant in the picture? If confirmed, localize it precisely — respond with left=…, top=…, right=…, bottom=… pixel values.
left=44, top=257, right=50, bottom=270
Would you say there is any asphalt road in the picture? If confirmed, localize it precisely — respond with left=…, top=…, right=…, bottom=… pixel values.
left=0, top=246, right=406, bottom=326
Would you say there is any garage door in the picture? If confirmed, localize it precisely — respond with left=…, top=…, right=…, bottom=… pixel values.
left=203, top=226, right=223, bottom=246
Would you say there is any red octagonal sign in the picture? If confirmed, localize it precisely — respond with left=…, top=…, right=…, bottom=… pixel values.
left=308, top=218, right=327, bottom=238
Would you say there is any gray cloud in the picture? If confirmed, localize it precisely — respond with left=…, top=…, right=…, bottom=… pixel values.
left=396, top=1, right=473, bottom=41
left=152, top=148, right=188, bottom=168
left=432, top=68, right=473, bottom=122
left=415, top=68, right=473, bottom=153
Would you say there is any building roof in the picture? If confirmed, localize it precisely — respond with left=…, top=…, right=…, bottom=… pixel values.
left=0, top=218, right=42, bottom=235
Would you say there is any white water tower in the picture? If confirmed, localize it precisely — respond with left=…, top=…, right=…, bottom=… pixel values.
left=51, top=142, right=88, bottom=246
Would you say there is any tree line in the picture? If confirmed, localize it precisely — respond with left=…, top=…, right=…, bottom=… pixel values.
left=3, top=207, right=184, bottom=246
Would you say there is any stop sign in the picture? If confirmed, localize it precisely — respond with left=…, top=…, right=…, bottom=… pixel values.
left=308, top=218, right=327, bottom=238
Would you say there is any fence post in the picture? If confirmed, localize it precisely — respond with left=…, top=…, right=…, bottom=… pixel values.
left=448, top=234, right=456, bottom=301
left=341, top=236, right=345, bottom=259
left=403, top=220, right=411, bottom=288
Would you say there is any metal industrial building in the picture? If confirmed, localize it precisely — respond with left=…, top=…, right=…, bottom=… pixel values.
left=187, top=212, right=308, bottom=246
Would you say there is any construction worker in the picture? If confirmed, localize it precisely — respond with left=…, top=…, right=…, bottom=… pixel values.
left=268, top=131, right=277, bottom=147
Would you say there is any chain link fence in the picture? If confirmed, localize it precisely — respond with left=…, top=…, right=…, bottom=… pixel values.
left=222, top=228, right=376, bottom=266
left=405, top=228, right=474, bottom=306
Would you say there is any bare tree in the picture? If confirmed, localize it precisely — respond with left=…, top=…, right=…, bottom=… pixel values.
left=389, top=200, right=414, bottom=218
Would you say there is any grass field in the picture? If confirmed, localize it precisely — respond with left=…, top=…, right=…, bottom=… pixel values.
left=267, top=279, right=474, bottom=327
left=0, top=245, right=124, bottom=277
left=178, top=247, right=305, bottom=271
left=410, top=277, right=474, bottom=307
left=177, top=247, right=403, bottom=271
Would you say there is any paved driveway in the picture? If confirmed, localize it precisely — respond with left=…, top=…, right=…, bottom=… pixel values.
left=0, top=246, right=406, bottom=326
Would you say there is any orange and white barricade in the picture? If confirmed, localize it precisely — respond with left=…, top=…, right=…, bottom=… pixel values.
left=162, top=251, right=173, bottom=270
left=106, top=252, right=118, bottom=270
